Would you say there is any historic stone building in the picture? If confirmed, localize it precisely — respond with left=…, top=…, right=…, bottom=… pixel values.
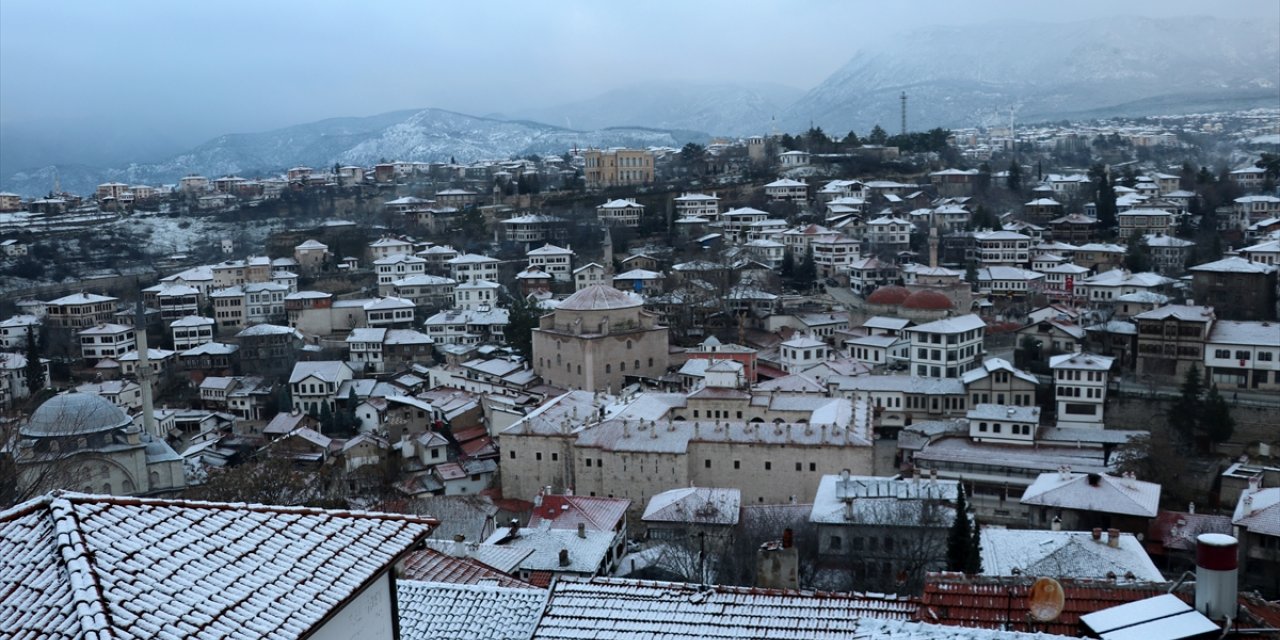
left=499, top=387, right=874, bottom=517
left=15, top=393, right=185, bottom=496
left=532, top=285, right=669, bottom=393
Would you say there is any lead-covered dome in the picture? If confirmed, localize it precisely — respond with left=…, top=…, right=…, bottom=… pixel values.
left=21, top=393, right=133, bottom=438
left=557, top=284, right=643, bottom=311
left=866, top=285, right=911, bottom=306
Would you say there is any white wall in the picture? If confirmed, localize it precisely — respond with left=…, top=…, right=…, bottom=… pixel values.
left=308, top=570, right=397, bottom=640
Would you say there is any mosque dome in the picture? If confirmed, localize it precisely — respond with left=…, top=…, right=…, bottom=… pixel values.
left=21, top=393, right=133, bottom=438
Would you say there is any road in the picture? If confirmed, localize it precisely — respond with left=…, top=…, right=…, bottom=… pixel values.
left=1113, top=378, right=1280, bottom=408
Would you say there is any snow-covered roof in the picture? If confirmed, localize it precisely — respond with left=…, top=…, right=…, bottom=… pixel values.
left=980, top=529, right=1163, bottom=581
left=810, top=474, right=959, bottom=525
left=907, top=314, right=985, bottom=335
left=484, top=526, right=615, bottom=574
left=235, top=323, right=302, bottom=339
left=0, top=492, right=434, bottom=640
left=532, top=577, right=1031, bottom=640
left=1021, top=471, right=1160, bottom=518
left=1132, top=305, right=1214, bottom=323
left=965, top=403, right=1040, bottom=423
left=1233, top=486, right=1280, bottom=537
left=288, top=361, right=352, bottom=384
left=47, top=292, right=117, bottom=306
left=170, top=315, right=215, bottom=328
left=1207, top=320, right=1280, bottom=347
left=598, top=198, right=643, bottom=209
left=77, top=323, right=133, bottom=336
left=1189, top=256, right=1277, bottom=275
left=527, top=243, right=574, bottom=256
left=642, top=487, right=741, bottom=526
left=397, top=580, right=547, bottom=640
left=1049, top=352, right=1115, bottom=371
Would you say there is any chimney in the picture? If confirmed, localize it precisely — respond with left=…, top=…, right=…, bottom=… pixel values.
left=1087, top=473, right=1101, bottom=487
left=509, top=518, right=520, bottom=536
left=782, top=528, right=794, bottom=549
left=558, top=548, right=571, bottom=567
left=1051, top=516, right=1061, bottom=532
left=577, top=522, right=586, bottom=539
left=1195, top=534, right=1239, bottom=621
left=1247, top=474, right=1262, bottom=494
left=1188, top=501, right=1196, bottom=514
left=1106, top=528, right=1120, bottom=548
left=1092, top=527, right=1103, bottom=541
left=452, top=534, right=467, bottom=558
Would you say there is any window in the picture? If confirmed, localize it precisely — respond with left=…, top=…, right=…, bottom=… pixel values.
left=585, top=458, right=592, bottom=467
left=795, top=462, right=802, bottom=471
left=734, top=460, right=741, bottom=469
left=1261, top=352, right=1274, bottom=362
left=1235, top=350, right=1251, bottom=361
left=829, top=536, right=843, bottom=551
left=765, top=461, right=772, bottom=470
left=551, top=453, right=558, bottom=461
left=536, top=452, right=542, bottom=461
left=705, top=459, right=711, bottom=468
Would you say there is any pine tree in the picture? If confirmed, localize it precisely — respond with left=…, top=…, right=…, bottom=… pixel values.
left=966, top=521, right=983, bottom=574
left=1169, top=364, right=1203, bottom=444
left=947, top=484, right=972, bottom=572
left=1202, top=384, right=1235, bottom=443
left=318, top=402, right=333, bottom=433
left=24, top=330, right=43, bottom=396
left=868, top=125, right=888, bottom=146
left=1124, top=233, right=1150, bottom=272
left=796, top=245, right=817, bottom=284
left=1007, top=161, right=1022, bottom=192
left=503, top=295, right=540, bottom=359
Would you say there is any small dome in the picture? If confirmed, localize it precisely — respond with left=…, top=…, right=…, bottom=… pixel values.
left=867, top=285, right=911, bottom=306
left=902, top=289, right=955, bottom=311
left=21, top=393, right=133, bottom=438
left=557, top=284, right=643, bottom=311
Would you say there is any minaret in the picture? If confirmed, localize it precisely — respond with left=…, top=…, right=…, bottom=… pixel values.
left=602, top=226, right=614, bottom=278
left=928, top=214, right=939, bottom=269
left=134, top=300, right=158, bottom=439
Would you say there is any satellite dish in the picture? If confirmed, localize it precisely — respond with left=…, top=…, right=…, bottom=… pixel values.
left=1028, top=576, right=1065, bottom=623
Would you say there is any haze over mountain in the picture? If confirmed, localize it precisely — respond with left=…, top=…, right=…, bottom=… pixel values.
left=2, top=14, right=1277, bottom=197
left=0, top=109, right=704, bottom=197
left=511, top=81, right=804, bottom=136
left=780, top=16, right=1279, bottom=133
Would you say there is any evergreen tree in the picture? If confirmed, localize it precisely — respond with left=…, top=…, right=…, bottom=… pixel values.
left=868, top=125, right=888, bottom=146
left=1006, top=161, right=1022, bottom=192
left=947, top=484, right=972, bottom=572
left=1169, top=364, right=1203, bottom=444
left=842, top=130, right=861, bottom=149
left=966, top=521, right=983, bottom=574
left=796, top=245, right=817, bottom=284
left=780, top=247, right=796, bottom=280
left=502, top=295, right=541, bottom=359
left=24, top=331, right=43, bottom=396
left=318, top=402, right=333, bottom=433
left=1089, top=164, right=1118, bottom=230
left=1124, top=233, right=1150, bottom=272
left=1202, top=384, right=1235, bottom=444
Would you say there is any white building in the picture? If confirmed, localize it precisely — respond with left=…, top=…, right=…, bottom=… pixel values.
left=527, top=244, right=575, bottom=282
left=1049, top=352, right=1114, bottom=429
left=78, top=323, right=137, bottom=362
left=764, top=178, right=808, bottom=204
left=453, top=280, right=500, bottom=311
left=374, top=253, right=427, bottom=287
left=974, top=230, right=1032, bottom=266
left=368, top=237, right=415, bottom=261
left=0, top=314, right=40, bottom=350
left=779, top=335, right=829, bottom=373
left=597, top=199, right=644, bottom=227
left=966, top=404, right=1041, bottom=445
left=574, top=263, right=607, bottom=291
left=904, top=314, right=986, bottom=378
left=673, top=192, right=720, bottom=218
left=1204, top=320, right=1280, bottom=391
left=170, top=315, right=215, bottom=351
left=289, top=361, right=354, bottom=416
left=447, top=254, right=501, bottom=284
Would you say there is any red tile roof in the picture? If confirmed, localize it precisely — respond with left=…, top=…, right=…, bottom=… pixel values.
left=917, top=573, right=1173, bottom=636
left=528, top=494, right=630, bottom=532
left=400, top=547, right=537, bottom=588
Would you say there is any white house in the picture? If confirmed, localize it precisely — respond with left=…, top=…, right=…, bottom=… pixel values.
left=597, top=199, right=644, bottom=227
left=447, top=254, right=501, bottom=284
left=289, top=361, right=355, bottom=416
left=374, top=253, right=427, bottom=287
left=779, top=335, right=829, bottom=373
left=673, top=192, right=720, bottom=218
left=527, top=244, right=575, bottom=282
left=1049, top=352, right=1114, bottom=429
left=78, top=323, right=137, bottom=362
left=453, top=280, right=500, bottom=311
left=966, top=404, right=1041, bottom=445
left=764, top=178, right=808, bottom=204
left=1204, top=320, right=1280, bottom=391
left=904, top=314, right=986, bottom=378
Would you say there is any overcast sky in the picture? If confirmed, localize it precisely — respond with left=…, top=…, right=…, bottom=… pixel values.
left=2, top=0, right=1276, bottom=148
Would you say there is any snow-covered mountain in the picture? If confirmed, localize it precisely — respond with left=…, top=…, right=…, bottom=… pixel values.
left=513, top=81, right=804, bottom=136
left=781, top=16, right=1279, bottom=133
left=0, top=108, right=703, bottom=197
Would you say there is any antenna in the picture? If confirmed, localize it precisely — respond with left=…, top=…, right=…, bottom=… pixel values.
left=1028, top=577, right=1065, bottom=623
left=900, top=92, right=907, bottom=137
